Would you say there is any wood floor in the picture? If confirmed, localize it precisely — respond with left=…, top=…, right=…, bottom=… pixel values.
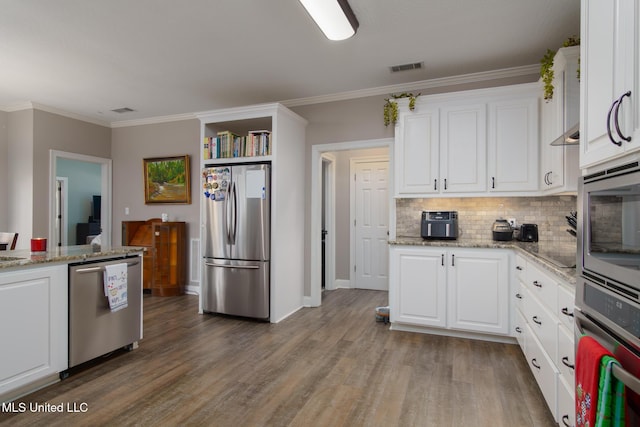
left=0, top=289, right=555, bottom=427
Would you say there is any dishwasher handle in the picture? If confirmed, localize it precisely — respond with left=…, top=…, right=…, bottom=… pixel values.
left=74, top=260, right=140, bottom=273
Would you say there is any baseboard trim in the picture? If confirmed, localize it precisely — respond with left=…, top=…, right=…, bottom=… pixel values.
left=335, top=279, right=351, bottom=289
left=389, top=323, right=517, bottom=345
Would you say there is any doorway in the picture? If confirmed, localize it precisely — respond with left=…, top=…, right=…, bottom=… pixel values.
left=49, top=150, right=112, bottom=248
left=351, top=158, right=389, bottom=290
left=309, top=138, right=394, bottom=307
left=321, top=154, right=336, bottom=291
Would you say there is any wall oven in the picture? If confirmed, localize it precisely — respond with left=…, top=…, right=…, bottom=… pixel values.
left=576, top=160, right=640, bottom=424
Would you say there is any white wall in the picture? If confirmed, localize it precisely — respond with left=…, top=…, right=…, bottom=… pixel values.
left=0, top=111, right=7, bottom=231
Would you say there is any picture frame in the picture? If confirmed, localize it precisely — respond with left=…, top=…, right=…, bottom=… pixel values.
left=143, top=155, right=191, bottom=204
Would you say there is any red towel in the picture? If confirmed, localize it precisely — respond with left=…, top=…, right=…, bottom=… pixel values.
left=576, top=335, right=614, bottom=427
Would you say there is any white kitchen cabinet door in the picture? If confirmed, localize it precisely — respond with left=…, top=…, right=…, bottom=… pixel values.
left=580, top=0, right=640, bottom=169
left=389, top=246, right=446, bottom=327
left=447, top=249, right=510, bottom=334
left=540, top=47, right=580, bottom=194
left=487, top=96, right=539, bottom=192
left=0, top=265, right=68, bottom=396
left=395, top=107, right=440, bottom=195
left=440, top=103, right=487, bottom=193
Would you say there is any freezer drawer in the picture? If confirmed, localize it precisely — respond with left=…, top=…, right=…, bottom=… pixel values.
left=68, top=257, right=142, bottom=368
left=203, top=259, right=269, bottom=320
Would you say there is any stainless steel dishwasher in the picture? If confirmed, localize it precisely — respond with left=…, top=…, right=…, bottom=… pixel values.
left=66, top=255, right=142, bottom=373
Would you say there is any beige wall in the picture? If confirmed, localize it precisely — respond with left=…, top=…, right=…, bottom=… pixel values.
left=7, top=110, right=34, bottom=248
left=32, top=110, right=111, bottom=238
left=111, top=119, right=201, bottom=246
left=3, top=109, right=111, bottom=248
left=0, top=111, right=7, bottom=230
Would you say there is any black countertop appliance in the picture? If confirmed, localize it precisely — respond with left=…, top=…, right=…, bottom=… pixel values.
left=421, top=211, right=458, bottom=240
left=517, top=224, right=539, bottom=242
left=492, top=219, right=513, bottom=241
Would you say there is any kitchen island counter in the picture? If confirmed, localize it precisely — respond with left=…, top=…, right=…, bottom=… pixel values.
left=0, top=245, right=145, bottom=271
left=389, top=236, right=577, bottom=285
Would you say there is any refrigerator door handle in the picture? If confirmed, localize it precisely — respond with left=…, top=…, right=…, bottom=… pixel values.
left=224, top=183, right=231, bottom=243
left=205, top=262, right=260, bottom=270
left=230, top=181, right=238, bottom=244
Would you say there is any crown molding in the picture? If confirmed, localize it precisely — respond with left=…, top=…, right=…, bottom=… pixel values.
left=1, top=102, right=111, bottom=127
left=110, top=112, right=198, bottom=128
left=280, top=64, right=540, bottom=107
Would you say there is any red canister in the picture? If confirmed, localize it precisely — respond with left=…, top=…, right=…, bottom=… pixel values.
left=31, top=238, right=47, bottom=252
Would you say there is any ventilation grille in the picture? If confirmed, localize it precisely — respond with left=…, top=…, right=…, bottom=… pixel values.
left=390, top=62, right=424, bottom=73
left=111, top=107, right=135, bottom=114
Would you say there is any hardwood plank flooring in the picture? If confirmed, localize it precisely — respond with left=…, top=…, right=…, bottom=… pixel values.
left=0, top=289, right=556, bottom=427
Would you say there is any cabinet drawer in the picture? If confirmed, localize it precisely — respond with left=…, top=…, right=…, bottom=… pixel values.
left=557, top=324, right=575, bottom=386
left=557, top=376, right=575, bottom=427
left=526, top=326, right=559, bottom=421
left=523, top=288, right=558, bottom=362
left=557, top=284, right=575, bottom=331
left=525, top=264, right=558, bottom=313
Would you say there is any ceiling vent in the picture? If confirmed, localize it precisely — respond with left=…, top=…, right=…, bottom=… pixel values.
left=111, top=107, right=135, bottom=114
left=390, top=62, right=424, bottom=73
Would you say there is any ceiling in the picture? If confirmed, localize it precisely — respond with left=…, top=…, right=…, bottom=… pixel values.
left=0, top=0, right=580, bottom=127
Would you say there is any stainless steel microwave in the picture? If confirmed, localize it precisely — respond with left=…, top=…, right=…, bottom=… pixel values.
left=578, top=161, right=640, bottom=293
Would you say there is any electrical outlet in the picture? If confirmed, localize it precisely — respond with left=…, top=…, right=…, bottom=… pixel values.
left=508, top=218, right=516, bottom=228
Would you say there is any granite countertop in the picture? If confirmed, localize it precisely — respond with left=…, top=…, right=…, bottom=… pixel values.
left=0, top=245, right=146, bottom=271
left=390, top=236, right=578, bottom=285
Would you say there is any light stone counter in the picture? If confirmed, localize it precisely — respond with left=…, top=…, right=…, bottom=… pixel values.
left=389, top=236, right=577, bottom=285
left=0, top=245, right=145, bottom=270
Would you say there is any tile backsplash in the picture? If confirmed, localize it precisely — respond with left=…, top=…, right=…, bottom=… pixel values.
left=396, top=196, right=578, bottom=246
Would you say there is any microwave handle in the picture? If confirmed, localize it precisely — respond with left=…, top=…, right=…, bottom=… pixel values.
left=575, top=312, right=640, bottom=395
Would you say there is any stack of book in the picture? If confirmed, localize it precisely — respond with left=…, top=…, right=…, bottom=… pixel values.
left=203, top=130, right=272, bottom=160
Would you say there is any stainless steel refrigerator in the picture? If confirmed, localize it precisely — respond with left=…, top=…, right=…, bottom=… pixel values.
left=202, top=163, right=270, bottom=320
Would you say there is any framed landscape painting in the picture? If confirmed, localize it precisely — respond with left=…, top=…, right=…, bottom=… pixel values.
left=143, top=155, right=191, bottom=204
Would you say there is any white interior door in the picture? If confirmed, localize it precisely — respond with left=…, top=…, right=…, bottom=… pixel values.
left=353, top=160, right=389, bottom=290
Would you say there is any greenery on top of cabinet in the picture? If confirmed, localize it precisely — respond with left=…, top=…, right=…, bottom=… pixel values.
left=540, top=36, right=580, bottom=102
left=383, top=92, right=420, bottom=126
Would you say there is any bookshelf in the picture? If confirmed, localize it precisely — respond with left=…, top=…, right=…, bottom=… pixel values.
left=201, top=117, right=273, bottom=164
left=196, top=103, right=308, bottom=323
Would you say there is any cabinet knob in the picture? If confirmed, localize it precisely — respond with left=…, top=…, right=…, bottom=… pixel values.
left=515, top=293, right=522, bottom=299
left=516, top=266, right=523, bottom=271
left=561, top=356, right=575, bottom=370
left=561, top=307, right=574, bottom=318
left=531, top=358, right=541, bottom=370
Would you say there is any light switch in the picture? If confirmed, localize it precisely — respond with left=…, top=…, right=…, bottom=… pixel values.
left=125, top=207, right=130, bottom=215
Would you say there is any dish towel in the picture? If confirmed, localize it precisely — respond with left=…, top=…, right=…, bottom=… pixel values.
left=103, top=263, right=128, bottom=312
left=596, top=356, right=626, bottom=427
left=576, top=335, right=627, bottom=427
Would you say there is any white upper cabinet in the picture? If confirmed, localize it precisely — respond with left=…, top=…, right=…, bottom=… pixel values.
left=488, top=95, right=539, bottom=192
left=394, top=83, right=540, bottom=197
left=540, top=47, right=580, bottom=193
left=440, top=103, right=487, bottom=193
left=580, top=0, right=640, bottom=169
left=395, top=107, right=440, bottom=195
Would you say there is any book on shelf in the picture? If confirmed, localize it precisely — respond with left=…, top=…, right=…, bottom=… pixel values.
left=204, top=129, right=272, bottom=161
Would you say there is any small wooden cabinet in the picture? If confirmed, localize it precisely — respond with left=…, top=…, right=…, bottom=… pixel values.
left=122, top=219, right=186, bottom=296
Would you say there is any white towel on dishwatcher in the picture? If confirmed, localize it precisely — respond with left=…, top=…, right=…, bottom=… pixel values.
left=103, top=263, right=128, bottom=312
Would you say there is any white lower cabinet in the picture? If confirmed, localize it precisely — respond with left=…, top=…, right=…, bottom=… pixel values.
left=447, top=249, right=509, bottom=334
left=0, top=265, right=68, bottom=398
left=514, top=257, right=576, bottom=424
left=389, top=246, right=510, bottom=337
left=389, top=246, right=447, bottom=327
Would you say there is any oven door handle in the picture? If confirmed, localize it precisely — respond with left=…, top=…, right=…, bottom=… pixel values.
left=576, top=312, right=640, bottom=395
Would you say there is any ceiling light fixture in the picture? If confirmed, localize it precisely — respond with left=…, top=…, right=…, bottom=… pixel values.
left=298, top=0, right=359, bottom=41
